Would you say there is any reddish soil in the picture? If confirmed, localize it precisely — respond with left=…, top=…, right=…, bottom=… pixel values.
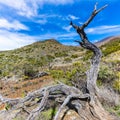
left=0, top=75, right=54, bottom=110
left=0, top=76, right=54, bottom=98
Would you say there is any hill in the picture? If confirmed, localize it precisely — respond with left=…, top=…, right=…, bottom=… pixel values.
left=95, top=35, right=120, bottom=47
left=0, top=39, right=81, bottom=80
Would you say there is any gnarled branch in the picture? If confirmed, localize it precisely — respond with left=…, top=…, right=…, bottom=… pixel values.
left=70, top=3, right=107, bottom=96
left=82, top=3, right=108, bottom=28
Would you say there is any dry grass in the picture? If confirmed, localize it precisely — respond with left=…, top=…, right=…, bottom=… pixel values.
left=0, top=76, right=54, bottom=110
left=99, top=86, right=120, bottom=106
left=0, top=76, right=54, bottom=98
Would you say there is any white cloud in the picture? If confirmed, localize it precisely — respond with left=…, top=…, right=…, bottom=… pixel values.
left=0, top=30, right=78, bottom=51
left=78, top=22, right=84, bottom=25
left=0, top=0, right=35, bottom=17
left=86, top=25, right=120, bottom=34
left=36, top=32, right=77, bottom=41
left=37, top=19, right=47, bottom=24
left=68, top=14, right=79, bottom=20
left=0, top=0, right=74, bottom=17
left=43, top=0, right=74, bottom=5
left=0, top=30, right=36, bottom=50
left=0, top=18, right=29, bottom=31
left=63, top=25, right=72, bottom=32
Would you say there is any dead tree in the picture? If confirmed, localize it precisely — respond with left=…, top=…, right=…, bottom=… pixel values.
left=0, top=3, right=119, bottom=120
left=70, top=3, right=107, bottom=97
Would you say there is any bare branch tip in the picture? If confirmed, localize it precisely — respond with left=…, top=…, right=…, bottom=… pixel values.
left=101, top=4, right=108, bottom=10
left=94, top=2, right=98, bottom=10
left=105, top=4, right=108, bottom=7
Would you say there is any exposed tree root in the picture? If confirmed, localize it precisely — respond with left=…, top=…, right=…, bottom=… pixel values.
left=0, top=83, right=90, bottom=119
left=0, top=83, right=118, bottom=120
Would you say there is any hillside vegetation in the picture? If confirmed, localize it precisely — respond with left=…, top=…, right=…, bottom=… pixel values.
left=0, top=39, right=81, bottom=80
left=0, top=38, right=120, bottom=89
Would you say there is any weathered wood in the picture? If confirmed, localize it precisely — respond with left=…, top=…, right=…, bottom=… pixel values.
left=0, top=83, right=90, bottom=120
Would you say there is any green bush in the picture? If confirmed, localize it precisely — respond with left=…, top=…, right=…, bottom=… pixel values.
left=73, top=62, right=82, bottom=67
left=71, top=54, right=78, bottom=58
left=108, top=105, right=120, bottom=117
left=46, top=55, right=55, bottom=61
left=50, top=70, right=64, bottom=79
left=39, top=108, right=57, bottom=120
left=113, top=80, right=120, bottom=92
left=97, top=80, right=103, bottom=87
left=64, top=57, right=72, bottom=63
left=55, top=52, right=68, bottom=57
left=101, top=38, right=120, bottom=56
left=98, top=65, right=116, bottom=84
left=82, top=51, right=92, bottom=61
left=113, top=72, right=120, bottom=92
left=23, top=65, right=38, bottom=78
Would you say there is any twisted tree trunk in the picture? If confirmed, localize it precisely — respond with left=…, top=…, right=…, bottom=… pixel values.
left=70, top=3, right=106, bottom=97
left=0, top=3, right=119, bottom=120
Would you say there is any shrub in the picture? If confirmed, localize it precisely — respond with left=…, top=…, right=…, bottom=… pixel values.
left=108, top=105, right=120, bottom=117
left=113, top=80, right=120, bottom=92
left=113, top=72, right=120, bottom=92
left=82, top=51, right=92, bottom=61
left=55, top=52, right=68, bottom=57
left=98, top=65, right=116, bottom=84
left=64, top=57, right=72, bottom=63
left=73, top=62, right=82, bottom=67
left=97, top=80, right=103, bottom=87
left=50, top=70, right=64, bottom=79
left=101, top=38, right=120, bottom=56
left=23, top=65, right=38, bottom=78
left=71, top=54, right=78, bottom=58
left=46, top=55, right=55, bottom=61
left=40, top=108, right=57, bottom=120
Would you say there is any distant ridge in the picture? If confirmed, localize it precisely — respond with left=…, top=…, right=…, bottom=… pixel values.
left=40, top=39, right=61, bottom=44
left=95, top=35, right=120, bottom=47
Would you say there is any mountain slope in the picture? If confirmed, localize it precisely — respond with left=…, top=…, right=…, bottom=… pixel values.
left=95, top=36, right=120, bottom=47
left=0, top=39, right=82, bottom=80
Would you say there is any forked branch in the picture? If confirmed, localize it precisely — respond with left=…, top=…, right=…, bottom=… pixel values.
left=83, top=3, right=108, bottom=28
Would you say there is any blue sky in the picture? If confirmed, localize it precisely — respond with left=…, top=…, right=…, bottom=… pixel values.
left=0, top=0, right=120, bottom=50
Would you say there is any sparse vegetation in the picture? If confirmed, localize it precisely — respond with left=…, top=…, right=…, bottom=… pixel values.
left=0, top=39, right=80, bottom=80
left=101, top=38, right=120, bottom=56
left=113, top=72, right=120, bottom=92
left=40, top=107, right=57, bottom=120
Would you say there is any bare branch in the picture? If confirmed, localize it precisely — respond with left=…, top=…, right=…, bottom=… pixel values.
left=70, top=21, right=79, bottom=30
left=70, top=4, right=108, bottom=32
left=94, top=2, right=98, bottom=11
left=82, top=4, right=108, bottom=28
left=96, top=4, right=108, bottom=14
